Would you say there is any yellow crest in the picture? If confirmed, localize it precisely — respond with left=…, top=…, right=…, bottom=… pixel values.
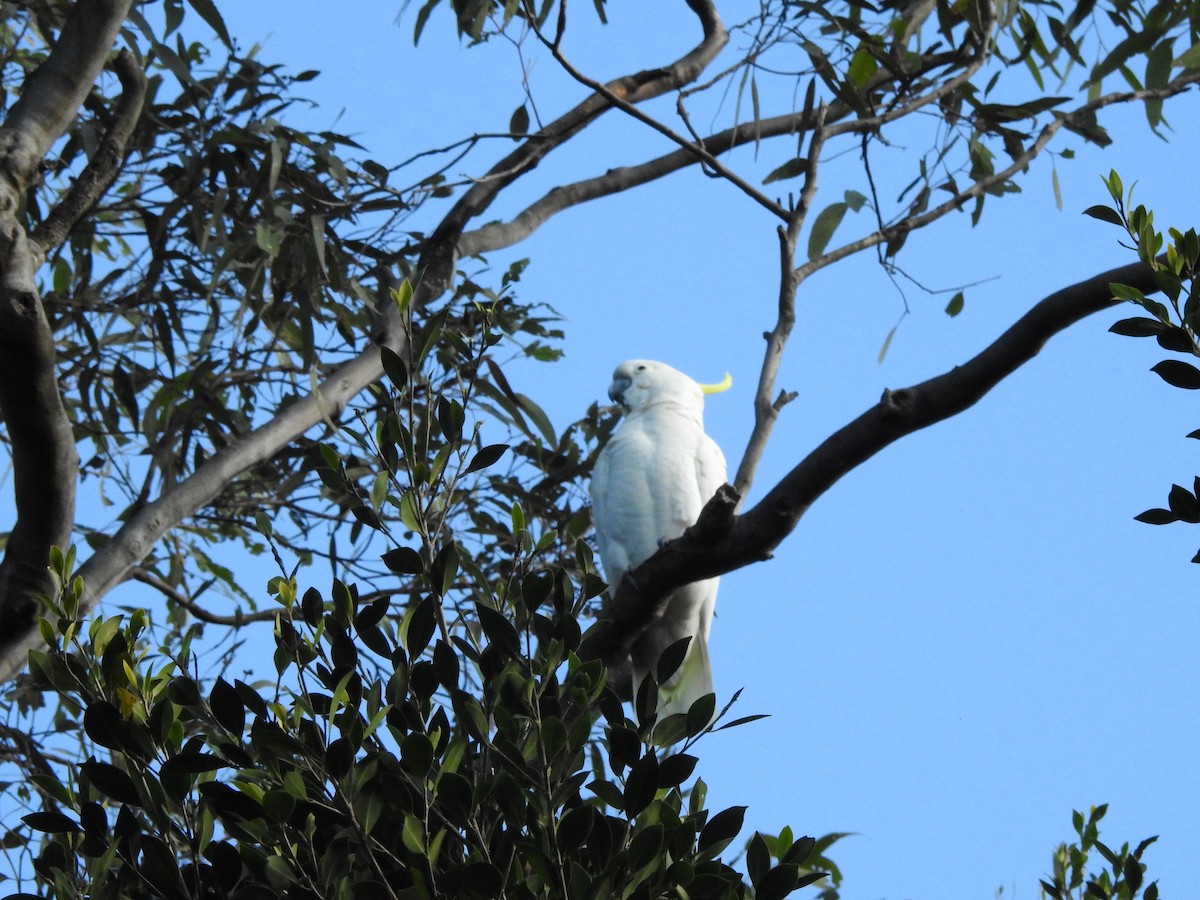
left=698, top=372, right=733, bottom=395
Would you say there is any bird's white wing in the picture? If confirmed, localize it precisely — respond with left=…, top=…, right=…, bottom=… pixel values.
left=592, top=415, right=718, bottom=576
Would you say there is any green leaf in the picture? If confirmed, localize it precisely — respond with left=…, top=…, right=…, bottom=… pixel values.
left=1109, top=282, right=1147, bottom=303
left=412, top=0, right=439, bottom=44
left=1109, top=317, right=1167, bottom=337
left=945, top=292, right=964, bottom=317
left=698, top=805, right=747, bottom=855
left=1156, top=326, right=1193, bottom=353
left=757, top=864, right=802, bottom=900
left=715, top=714, right=769, bottom=731
left=392, top=279, right=414, bottom=312
left=807, top=202, right=848, bottom=261
left=464, top=443, right=508, bottom=474
left=1105, top=170, right=1124, bottom=204
left=877, top=321, right=899, bottom=364
left=1151, top=359, right=1200, bottom=389
left=185, top=0, right=232, bottom=47
left=160, top=752, right=230, bottom=777
left=657, top=753, right=698, bottom=789
left=515, top=393, right=557, bottom=445
left=210, top=678, right=246, bottom=736
left=656, top=636, right=691, bottom=684
left=81, top=758, right=142, bottom=806
left=476, top=603, right=519, bottom=656
left=623, top=753, right=658, bottom=816
left=509, top=103, right=530, bottom=137
left=1144, top=42, right=1172, bottom=128
left=255, top=221, right=283, bottom=257
left=844, top=189, right=868, bottom=212
left=1174, top=42, right=1200, bottom=69
left=1083, top=205, right=1124, bottom=226
left=747, top=832, right=771, bottom=887
left=763, top=158, right=808, bottom=185
left=846, top=45, right=878, bottom=87
left=382, top=546, right=424, bottom=575
left=22, top=811, right=81, bottom=833
left=381, top=346, right=409, bottom=390
left=437, top=396, right=464, bottom=443
left=1135, top=508, right=1178, bottom=525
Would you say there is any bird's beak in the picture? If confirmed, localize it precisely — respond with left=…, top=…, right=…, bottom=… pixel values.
left=609, top=376, right=632, bottom=408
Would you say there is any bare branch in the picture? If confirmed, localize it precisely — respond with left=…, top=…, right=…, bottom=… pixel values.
left=527, top=8, right=796, bottom=219
left=461, top=108, right=819, bottom=256
left=130, top=568, right=278, bottom=626
left=731, top=107, right=828, bottom=500
left=459, top=53, right=985, bottom=257
left=582, top=256, right=1163, bottom=674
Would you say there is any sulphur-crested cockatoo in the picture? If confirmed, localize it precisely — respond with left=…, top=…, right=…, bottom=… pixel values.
left=590, top=359, right=730, bottom=720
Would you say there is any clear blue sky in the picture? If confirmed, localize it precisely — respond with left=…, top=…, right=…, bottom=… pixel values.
left=173, top=2, right=1200, bottom=897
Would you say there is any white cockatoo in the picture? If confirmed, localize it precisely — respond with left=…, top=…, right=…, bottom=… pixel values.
left=590, top=359, right=730, bottom=720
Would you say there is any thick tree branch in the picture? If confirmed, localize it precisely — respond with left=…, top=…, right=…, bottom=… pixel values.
left=581, top=257, right=1163, bottom=672
left=0, top=0, right=134, bottom=676
left=0, top=224, right=76, bottom=647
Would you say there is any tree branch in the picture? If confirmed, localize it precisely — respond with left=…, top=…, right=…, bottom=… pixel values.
left=0, top=224, right=76, bottom=647
left=32, top=49, right=147, bottom=252
left=581, top=257, right=1163, bottom=674
left=798, top=75, right=1200, bottom=284
left=731, top=109, right=827, bottom=500
left=0, top=0, right=134, bottom=207
left=434, top=0, right=728, bottom=281
left=0, top=0, right=134, bottom=677
left=130, top=568, right=278, bottom=626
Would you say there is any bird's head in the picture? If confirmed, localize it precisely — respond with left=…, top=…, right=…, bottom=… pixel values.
left=608, top=359, right=731, bottom=417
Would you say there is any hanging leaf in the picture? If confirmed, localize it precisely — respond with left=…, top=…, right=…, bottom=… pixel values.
left=877, top=321, right=899, bottom=364
left=184, top=0, right=232, bottom=47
